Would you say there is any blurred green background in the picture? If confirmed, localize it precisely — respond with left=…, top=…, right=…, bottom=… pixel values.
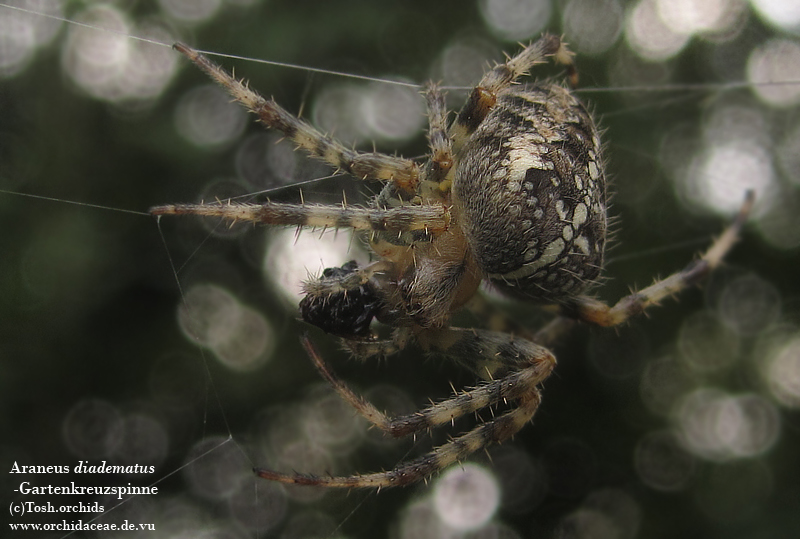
left=2, top=0, right=800, bottom=537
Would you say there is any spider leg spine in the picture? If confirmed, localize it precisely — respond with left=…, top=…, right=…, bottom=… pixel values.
left=252, top=386, right=542, bottom=488
left=562, top=190, right=755, bottom=327
left=450, top=33, right=572, bottom=149
left=172, top=42, right=420, bottom=191
left=150, top=201, right=450, bottom=233
left=302, top=329, right=555, bottom=439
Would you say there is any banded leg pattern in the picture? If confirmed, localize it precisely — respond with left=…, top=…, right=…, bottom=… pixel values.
left=450, top=33, right=574, bottom=151
left=253, top=330, right=555, bottom=488
left=150, top=201, right=450, bottom=234
left=563, top=191, right=755, bottom=327
left=423, top=83, right=454, bottom=186
left=173, top=43, right=420, bottom=192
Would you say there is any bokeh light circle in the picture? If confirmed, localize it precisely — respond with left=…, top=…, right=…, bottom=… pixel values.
left=562, top=0, right=623, bottom=55
left=479, top=0, right=553, bottom=41
left=746, top=38, right=800, bottom=107
left=433, top=464, right=501, bottom=531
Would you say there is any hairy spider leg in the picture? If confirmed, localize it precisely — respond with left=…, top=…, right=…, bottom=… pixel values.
left=299, top=260, right=392, bottom=297
left=561, top=191, right=755, bottom=327
left=254, top=329, right=555, bottom=488
left=450, top=33, right=574, bottom=153
left=339, top=326, right=415, bottom=360
left=466, top=293, right=577, bottom=349
left=421, top=83, right=454, bottom=187
left=172, top=43, right=421, bottom=193
left=150, top=200, right=450, bottom=233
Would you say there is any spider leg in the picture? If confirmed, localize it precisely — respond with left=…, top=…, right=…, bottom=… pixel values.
left=450, top=33, right=574, bottom=152
left=150, top=200, right=450, bottom=234
left=255, top=387, right=541, bottom=488
left=252, top=329, right=554, bottom=488
left=301, top=260, right=390, bottom=297
left=422, top=83, right=454, bottom=186
left=531, top=316, right=578, bottom=348
left=466, top=293, right=577, bottom=349
left=342, top=327, right=414, bottom=360
left=173, top=43, right=420, bottom=192
left=562, top=191, right=755, bottom=327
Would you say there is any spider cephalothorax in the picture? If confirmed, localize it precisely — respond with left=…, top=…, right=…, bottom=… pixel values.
left=152, top=35, right=752, bottom=488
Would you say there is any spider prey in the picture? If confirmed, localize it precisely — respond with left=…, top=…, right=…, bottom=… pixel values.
left=151, top=35, right=753, bottom=488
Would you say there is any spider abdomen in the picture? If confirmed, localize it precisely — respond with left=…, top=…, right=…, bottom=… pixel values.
left=453, top=84, right=607, bottom=302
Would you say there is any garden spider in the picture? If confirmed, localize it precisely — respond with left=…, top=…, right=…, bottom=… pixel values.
left=151, top=35, right=753, bottom=488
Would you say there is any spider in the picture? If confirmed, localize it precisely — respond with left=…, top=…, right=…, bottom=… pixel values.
left=151, top=35, right=753, bottom=488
